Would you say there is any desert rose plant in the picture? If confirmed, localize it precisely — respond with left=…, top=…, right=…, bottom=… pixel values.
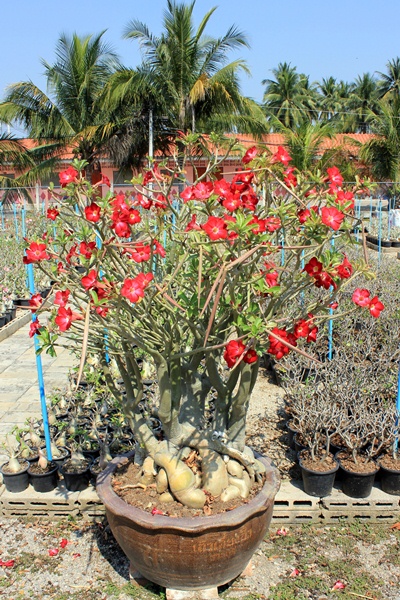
left=24, top=134, right=384, bottom=508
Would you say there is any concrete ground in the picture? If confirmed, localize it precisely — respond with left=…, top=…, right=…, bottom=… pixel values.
left=0, top=322, right=74, bottom=450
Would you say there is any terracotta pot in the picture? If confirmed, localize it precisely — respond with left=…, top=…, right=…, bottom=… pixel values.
left=97, top=453, right=280, bottom=592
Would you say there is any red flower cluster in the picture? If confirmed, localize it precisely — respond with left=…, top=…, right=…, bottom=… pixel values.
left=352, top=288, right=384, bottom=317
left=268, top=328, right=297, bottom=360
left=110, top=192, right=141, bottom=238
left=59, top=166, right=78, bottom=187
left=223, top=339, right=258, bottom=368
left=271, top=146, right=292, bottom=166
left=121, top=273, right=153, bottom=304
left=23, top=242, right=50, bottom=264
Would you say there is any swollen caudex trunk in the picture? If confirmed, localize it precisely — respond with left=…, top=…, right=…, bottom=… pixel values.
left=154, top=449, right=206, bottom=509
left=198, top=447, right=229, bottom=497
left=7, top=456, right=23, bottom=473
left=38, top=447, right=48, bottom=470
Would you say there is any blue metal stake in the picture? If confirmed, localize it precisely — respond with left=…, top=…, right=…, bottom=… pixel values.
left=13, top=203, right=19, bottom=241
left=22, top=206, right=52, bottom=460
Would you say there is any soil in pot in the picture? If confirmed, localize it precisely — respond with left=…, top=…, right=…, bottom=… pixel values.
left=45, top=446, right=70, bottom=467
left=0, top=460, right=30, bottom=493
left=336, top=451, right=379, bottom=498
left=298, top=451, right=339, bottom=497
left=377, top=454, right=400, bottom=495
left=28, top=461, right=58, bottom=493
left=112, top=458, right=266, bottom=518
left=59, top=457, right=92, bottom=491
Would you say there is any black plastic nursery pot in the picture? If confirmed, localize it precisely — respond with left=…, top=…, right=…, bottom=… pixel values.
left=0, top=315, right=6, bottom=328
left=0, top=460, right=30, bottom=493
left=59, top=458, right=92, bottom=492
left=377, top=461, right=400, bottom=495
left=28, top=462, right=59, bottom=493
left=338, top=460, right=379, bottom=498
left=299, top=458, right=339, bottom=497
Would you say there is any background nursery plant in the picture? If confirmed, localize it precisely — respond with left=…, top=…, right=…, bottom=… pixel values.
left=26, top=135, right=384, bottom=510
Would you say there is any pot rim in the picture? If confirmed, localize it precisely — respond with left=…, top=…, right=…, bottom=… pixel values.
left=0, top=459, right=30, bottom=475
left=376, top=456, right=400, bottom=474
left=336, top=453, right=379, bottom=476
left=298, top=456, right=339, bottom=476
left=96, top=452, right=280, bottom=533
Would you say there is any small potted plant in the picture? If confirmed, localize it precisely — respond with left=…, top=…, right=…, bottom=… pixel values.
left=0, top=436, right=30, bottom=493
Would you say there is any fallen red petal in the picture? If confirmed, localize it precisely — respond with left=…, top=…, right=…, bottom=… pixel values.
left=72, top=553, right=81, bottom=559
left=332, top=580, right=346, bottom=590
left=289, top=568, right=300, bottom=577
left=0, top=559, right=15, bottom=568
left=276, top=527, right=288, bottom=536
left=60, top=538, right=68, bottom=548
left=151, top=507, right=165, bottom=516
left=48, top=548, right=59, bottom=556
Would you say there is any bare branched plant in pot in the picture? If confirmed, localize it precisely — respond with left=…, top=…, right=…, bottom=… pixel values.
left=25, top=135, right=384, bottom=593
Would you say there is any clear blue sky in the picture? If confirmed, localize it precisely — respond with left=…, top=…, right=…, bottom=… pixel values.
left=2, top=0, right=399, bottom=134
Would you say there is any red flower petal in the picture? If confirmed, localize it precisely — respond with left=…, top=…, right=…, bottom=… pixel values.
left=332, top=580, right=346, bottom=590
left=48, top=548, right=59, bottom=556
left=60, top=539, right=68, bottom=548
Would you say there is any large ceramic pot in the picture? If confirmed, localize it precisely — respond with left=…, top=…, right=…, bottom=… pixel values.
left=97, top=453, right=280, bottom=593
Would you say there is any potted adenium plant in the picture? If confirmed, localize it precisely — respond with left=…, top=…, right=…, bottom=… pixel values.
left=24, top=136, right=383, bottom=593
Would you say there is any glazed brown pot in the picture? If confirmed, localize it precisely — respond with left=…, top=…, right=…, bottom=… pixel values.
left=97, top=453, right=280, bottom=592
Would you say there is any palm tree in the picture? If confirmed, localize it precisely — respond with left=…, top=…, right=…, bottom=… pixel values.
left=262, top=62, right=317, bottom=129
left=117, top=0, right=266, bottom=136
left=377, top=57, right=400, bottom=100
left=360, top=98, right=400, bottom=183
left=272, top=118, right=334, bottom=172
left=347, top=73, right=379, bottom=133
left=0, top=32, right=123, bottom=181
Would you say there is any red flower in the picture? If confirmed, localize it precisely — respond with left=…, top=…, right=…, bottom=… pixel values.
left=153, top=240, right=166, bottom=258
left=79, top=241, right=96, bottom=259
left=314, top=271, right=336, bottom=290
left=265, top=270, right=279, bottom=287
left=101, top=175, right=110, bottom=187
left=294, top=319, right=310, bottom=339
left=113, top=221, right=131, bottom=238
left=320, top=207, right=345, bottom=231
left=128, top=244, right=151, bottom=263
left=84, top=202, right=101, bottom=223
left=265, top=217, right=281, bottom=232
left=352, top=288, right=371, bottom=307
left=298, top=208, right=311, bottom=224
left=222, top=193, right=241, bottom=212
left=29, top=320, right=42, bottom=338
left=202, top=216, right=228, bottom=241
left=243, top=348, right=258, bottom=364
left=29, top=294, right=43, bottom=312
left=185, top=214, right=201, bottom=232
left=54, top=290, right=70, bottom=307
left=127, top=209, right=141, bottom=225
left=135, top=273, right=154, bottom=289
left=241, top=192, right=259, bottom=211
left=136, top=193, right=153, bottom=209
left=59, top=166, right=78, bottom=187
left=214, top=179, right=231, bottom=198
left=271, top=146, right=292, bottom=166
left=47, top=207, right=59, bottom=221
left=335, top=190, right=354, bottom=209
left=65, top=244, right=78, bottom=265
left=120, top=276, right=148, bottom=303
left=326, top=166, right=343, bottom=187
left=180, top=186, right=195, bottom=202
left=335, top=255, right=353, bottom=279
left=307, top=326, right=318, bottom=343
left=304, top=257, right=323, bottom=277
left=268, top=328, right=296, bottom=360
left=24, top=242, right=50, bottom=264
left=193, top=181, right=214, bottom=200
left=368, top=296, right=384, bottom=318
left=242, top=145, right=257, bottom=164
left=284, top=167, right=297, bottom=188
left=81, top=270, right=99, bottom=291
left=55, top=307, right=84, bottom=332
left=224, top=339, right=246, bottom=368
